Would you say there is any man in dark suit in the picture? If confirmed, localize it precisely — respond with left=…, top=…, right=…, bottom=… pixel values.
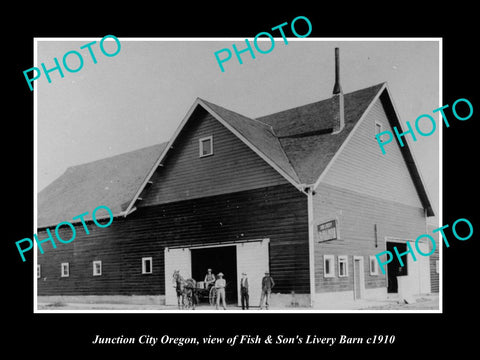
left=260, top=272, right=275, bottom=310
left=240, top=272, right=249, bottom=310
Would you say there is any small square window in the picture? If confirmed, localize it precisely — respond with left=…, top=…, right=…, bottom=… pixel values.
left=37, top=265, right=41, bottom=279
left=93, top=261, right=102, bottom=276
left=61, top=262, right=70, bottom=277
left=142, top=257, right=152, bottom=274
left=338, top=256, right=348, bottom=277
left=369, top=256, right=379, bottom=275
left=324, top=255, right=335, bottom=278
left=199, top=136, right=213, bottom=157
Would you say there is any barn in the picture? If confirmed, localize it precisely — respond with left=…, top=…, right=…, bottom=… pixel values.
left=36, top=49, right=437, bottom=309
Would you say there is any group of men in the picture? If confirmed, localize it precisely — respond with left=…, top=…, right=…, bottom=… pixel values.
left=204, top=268, right=275, bottom=310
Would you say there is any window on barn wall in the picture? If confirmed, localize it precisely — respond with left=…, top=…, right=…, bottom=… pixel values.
left=338, top=256, right=348, bottom=277
left=61, top=262, right=70, bottom=277
left=199, top=136, right=213, bottom=157
left=323, top=255, right=335, bottom=278
left=369, top=256, right=379, bottom=275
left=37, top=265, right=41, bottom=278
left=142, top=257, right=152, bottom=274
left=93, top=261, right=102, bottom=276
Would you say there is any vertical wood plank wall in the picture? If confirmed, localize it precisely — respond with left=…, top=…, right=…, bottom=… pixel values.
left=37, top=184, right=309, bottom=296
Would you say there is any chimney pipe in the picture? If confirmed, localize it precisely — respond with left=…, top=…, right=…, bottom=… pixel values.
left=333, top=47, right=342, bottom=95
left=332, top=47, right=345, bottom=133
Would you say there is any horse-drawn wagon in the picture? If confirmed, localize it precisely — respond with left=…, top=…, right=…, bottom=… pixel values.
left=172, top=271, right=217, bottom=309
left=194, top=281, right=217, bottom=306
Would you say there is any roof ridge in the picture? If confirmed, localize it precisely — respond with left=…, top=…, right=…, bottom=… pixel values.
left=256, top=82, right=387, bottom=121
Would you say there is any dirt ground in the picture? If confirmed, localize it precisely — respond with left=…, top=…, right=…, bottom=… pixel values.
left=37, top=293, right=439, bottom=311
left=356, top=294, right=439, bottom=310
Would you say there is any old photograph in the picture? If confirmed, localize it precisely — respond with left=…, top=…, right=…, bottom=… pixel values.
left=34, top=39, right=441, bottom=312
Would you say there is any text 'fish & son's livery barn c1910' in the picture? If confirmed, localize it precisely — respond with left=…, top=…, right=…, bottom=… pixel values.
left=36, top=48, right=437, bottom=309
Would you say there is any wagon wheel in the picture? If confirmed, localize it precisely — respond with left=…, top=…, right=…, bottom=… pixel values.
left=209, top=286, right=217, bottom=306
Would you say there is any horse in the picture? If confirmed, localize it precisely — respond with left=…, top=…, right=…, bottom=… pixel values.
left=172, top=270, right=197, bottom=310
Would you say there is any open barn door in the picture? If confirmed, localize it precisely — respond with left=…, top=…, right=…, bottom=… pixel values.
left=236, top=239, right=270, bottom=307
left=164, top=247, right=191, bottom=306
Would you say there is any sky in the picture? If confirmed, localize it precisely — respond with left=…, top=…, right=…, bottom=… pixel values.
left=36, top=38, right=440, bottom=218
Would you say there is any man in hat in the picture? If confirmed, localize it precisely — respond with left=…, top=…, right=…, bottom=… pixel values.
left=260, top=271, right=275, bottom=310
left=215, top=272, right=227, bottom=310
left=240, top=272, right=249, bottom=310
left=204, top=268, right=215, bottom=291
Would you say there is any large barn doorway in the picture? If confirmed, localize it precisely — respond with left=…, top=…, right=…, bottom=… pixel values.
left=191, top=245, right=238, bottom=304
left=164, top=239, right=270, bottom=307
left=386, top=242, right=408, bottom=293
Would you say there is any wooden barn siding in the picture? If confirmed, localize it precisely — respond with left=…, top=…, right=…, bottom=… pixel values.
left=141, top=107, right=288, bottom=207
left=321, top=98, right=423, bottom=209
left=37, top=183, right=309, bottom=296
left=427, top=223, right=440, bottom=293
left=429, top=245, right=439, bottom=293
left=313, top=182, right=426, bottom=294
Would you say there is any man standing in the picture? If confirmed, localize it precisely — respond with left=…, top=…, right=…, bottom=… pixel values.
left=259, top=271, right=275, bottom=310
left=215, top=272, right=227, bottom=310
left=240, top=272, right=249, bottom=310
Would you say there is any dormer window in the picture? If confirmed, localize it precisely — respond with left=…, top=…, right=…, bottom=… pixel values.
left=199, top=136, right=213, bottom=157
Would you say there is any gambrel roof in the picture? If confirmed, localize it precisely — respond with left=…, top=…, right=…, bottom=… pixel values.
left=37, top=82, right=434, bottom=228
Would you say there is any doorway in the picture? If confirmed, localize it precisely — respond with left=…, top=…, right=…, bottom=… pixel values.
left=191, top=245, right=238, bottom=304
left=353, top=256, right=365, bottom=300
left=386, top=241, right=408, bottom=293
